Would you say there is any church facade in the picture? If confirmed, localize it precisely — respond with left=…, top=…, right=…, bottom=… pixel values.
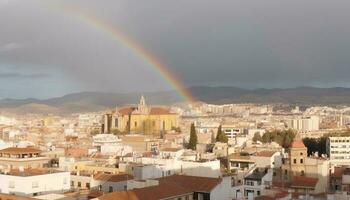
left=102, top=96, right=178, bottom=136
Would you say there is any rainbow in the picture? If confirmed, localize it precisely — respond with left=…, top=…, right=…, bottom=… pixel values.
left=53, top=5, right=194, bottom=102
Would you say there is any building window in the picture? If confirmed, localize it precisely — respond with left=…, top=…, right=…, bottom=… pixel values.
left=134, top=121, right=137, bottom=128
left=78, top=182, right=81, bottom=188
left=32, top=181, right=39, bottom=188
left=152, top=121, right=156, bottom=127
left=115, top=118, right=118, bottom=127
left=8, top=181, right=15, bottom=189
left=71, top=181, right=74, bottom=187
left=86, top=183, right=90, bottom=189
left=109, top=186, right=113, bottom=192
left=257, top=191, right=261, bottom=196
left=293, top=159, right=297, bottom=164
left=300, top=152, right=303, bottom=156
left=231, top=177, right=235, bottom=187
left=301, top=170, right=305, bottom=176
left=300, top=159, right=303, bottom=164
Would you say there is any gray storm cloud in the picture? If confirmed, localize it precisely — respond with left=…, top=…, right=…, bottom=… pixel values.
left=0, top=0, right=350, bottom=98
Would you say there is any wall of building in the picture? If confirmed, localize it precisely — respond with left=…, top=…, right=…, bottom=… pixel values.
left=0, top=172, right=70, bottom=196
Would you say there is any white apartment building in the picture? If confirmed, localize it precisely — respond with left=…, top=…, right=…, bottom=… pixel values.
left=0, top=169, right=70, bottom=197
left=286, top=116, right=320, bottom=132
left=327, top=137, right=350, bottom=165
left=223, top=127, right=242, bottom=139
left=120, top=156, right=221, bottom=179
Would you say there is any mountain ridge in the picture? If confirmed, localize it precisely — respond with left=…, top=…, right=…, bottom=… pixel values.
left=1, top=86, right=350, bottom=114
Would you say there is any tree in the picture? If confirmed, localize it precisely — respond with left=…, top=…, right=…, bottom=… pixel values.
left=252, top=132, right=262, bottom=143
left=262, top=132, right=271, bottom=143
left=171, top=126, right=181, bottom=133
left=303, top=136, right=327, bottom=156
left=111, top=129, right=123, bottom=135
left=261, top=129, right=295, bottom=148
left=216, top=125, right=228, bottom=143
left=90, top=129, right=100, bottom=136
left=188, top=123, right=197, bottom=150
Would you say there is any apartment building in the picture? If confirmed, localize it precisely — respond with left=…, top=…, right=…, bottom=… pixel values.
left=286, top=116, right=320, bottom=132
left=0, top=168, right=70, bottom=197
left=0, top=147, right=49, bottom=170
left=327, top=136, right=350, bottom=165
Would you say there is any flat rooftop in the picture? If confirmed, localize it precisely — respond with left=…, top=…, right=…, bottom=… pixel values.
left=0, top=168, right=65, bottom=177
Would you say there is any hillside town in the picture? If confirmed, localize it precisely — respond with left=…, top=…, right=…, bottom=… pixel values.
left=0, top=96, right=350, bottom=200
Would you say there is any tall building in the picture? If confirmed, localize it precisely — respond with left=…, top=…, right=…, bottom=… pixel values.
left=102, top=96, right=178, bottom=136
left=281, top=135, right=329, bottom=194
left=286, top=116, right=320, bottom=132
left=327, top=136, right=350, bottom=165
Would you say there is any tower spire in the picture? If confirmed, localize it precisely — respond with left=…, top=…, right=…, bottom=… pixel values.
left=138, top=95, right=148, bottom=114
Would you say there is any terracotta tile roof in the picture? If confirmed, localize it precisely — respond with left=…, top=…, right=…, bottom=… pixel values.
left=99, top=181, right=192, bottom=200
left=135, top=182, right=192, bottom=200
left=290, top=140, right=306, bottom=148
left=99, top=191, right=139, bottom=200
left=272, top=181, right=291, bottom=188
left=255, top=195, right=275, bottom=200
left=255, top=151, right=277, bottom=157
left=157, top=174, right=222, bottom=193
left=160, top=147, right=182, bottom=152
left=0, top=193, right=36, bottom=200
left=7, top=168, right=59, bottom=177
left=88, top=190, right=104, bottom=198
left=98, top=175, right=221, bottom=200
left=93, top=173, right=133, bottom=182
left=65, top=148, right=88, bottom=157
left=150, top=107, right=175, bottom=115
left=0, top=147, right=41, bottom=154
left=118, top=107, right=136, bottom=115
left=290, top=176, right=318, bottom=188
left=142, top=151, right=155, bottom=157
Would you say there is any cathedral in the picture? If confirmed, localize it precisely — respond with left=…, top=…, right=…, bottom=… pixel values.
left=102, top=96, right=178, bottom=136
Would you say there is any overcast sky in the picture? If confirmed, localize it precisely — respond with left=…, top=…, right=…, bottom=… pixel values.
left=1, top=0, right=350, bottom=99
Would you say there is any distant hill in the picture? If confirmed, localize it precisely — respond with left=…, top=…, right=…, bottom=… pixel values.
left=1, top=86, right=350, bottom=114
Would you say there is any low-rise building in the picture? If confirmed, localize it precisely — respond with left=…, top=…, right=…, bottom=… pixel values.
left=0, top=147, right=49, bottom=170
left=97, top=175, right=234, bottom=200
left=0, top=168, right=70, bottom=197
